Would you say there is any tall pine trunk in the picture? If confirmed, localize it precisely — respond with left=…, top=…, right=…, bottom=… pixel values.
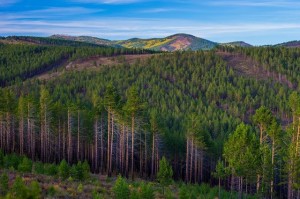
left=131, top=114, right=135, bottom=180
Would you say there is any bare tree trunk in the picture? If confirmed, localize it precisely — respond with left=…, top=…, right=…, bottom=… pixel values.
left=19, top=115, right=24, bottom=155
left=77, top=110, right=80, bottom=161
left=151, top=132, right=155, bottom=179
left=139, top=131, right=142, bottom=176
left=68, top=109, right=72, bottom=164
left=58, top=120, right=61, bottom=162
left=100, top=116, right=104, bottom=173
left=40, top=111, right=44, bottom=161
left=131, top=114, right=135, bottom=180
left=144, top=131, right=147, bottom=177
left=257, top=125, right=264, bottom=194
left=120, top=124, right=124, bottom=174
left=110, top=114, right=114, bottom=175
left=271, top=139, right=275, bottom=198
left=63, top=122, right=66, bottom=160
left=185, top=138, right=189, bottom=183
left=194, top=147, right=197, bottom=183
left=126, top=126, right=129, bottom=177
left=189, top=137, right=194, bottom=183
left=95, top=118, right=98, bottom=172
left=31, top=121, right=35, bottom=160
left=107, top=110, right=111, bottom=176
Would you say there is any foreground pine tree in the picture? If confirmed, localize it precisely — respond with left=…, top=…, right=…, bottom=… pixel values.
left=157, top=156, right=173, bottom=195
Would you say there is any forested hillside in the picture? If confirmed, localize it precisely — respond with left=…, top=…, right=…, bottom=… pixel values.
left=0, top=42, right=151, bottom=86
left=0, top=40, right=300, bottom=198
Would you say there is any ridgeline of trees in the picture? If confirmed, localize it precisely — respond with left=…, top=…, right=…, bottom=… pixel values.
left=0, top=45, right=300, bottom=198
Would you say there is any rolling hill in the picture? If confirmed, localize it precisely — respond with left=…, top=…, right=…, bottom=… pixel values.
left=275, top=40, right=300, bottom=48
left=221, top=41, right=252, bottom=47
left=50, top=33, right=218, bottom=51
left=114, top=33, right=218, bottom=51
left=1, top=34, right=257, bottom=51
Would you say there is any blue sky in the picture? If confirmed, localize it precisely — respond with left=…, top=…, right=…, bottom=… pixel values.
left=1, top=0, right=300, bottom=45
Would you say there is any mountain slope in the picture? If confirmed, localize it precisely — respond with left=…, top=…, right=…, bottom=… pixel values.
left=275, top=40, right=300, bottom=48
left=0, top=36, right=104, bottom=47
left=51, top=34, right=218, bottom=51
left=50, top=34, right=120, bottom=47
left=221, top=41, right=252, bottom=47
left=115, top=34, right=218, bottom=51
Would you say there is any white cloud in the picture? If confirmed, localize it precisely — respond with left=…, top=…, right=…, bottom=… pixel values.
left=1, top=18, right=300, bottom=44
left=1, top=7, right=102, bottom=20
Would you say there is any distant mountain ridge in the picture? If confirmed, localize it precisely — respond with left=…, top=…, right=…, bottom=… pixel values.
left=2, top=34, right=300, bottom=51
left=50, top=33, right=219, bottom=51
left=275, top=40, right=300, bottom=48
left=221, top=41, right=252, bottom=47
left=50, top=34, right=121, bottom=47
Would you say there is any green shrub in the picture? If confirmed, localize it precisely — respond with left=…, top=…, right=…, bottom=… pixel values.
left=0, top=173, right=9, bottom=196
left=164, top=187, right=175, bottom=199
left=28, top=181, right=42, bottom=199
left=82, top=160, right=90, bottom=180
left=139, top=183, right=154, bottom=199
left=33, top=161, right=44, bottom=174
left=129, top=189, right=139, bottom=199
left=199, top=183, right=210, bottom=195
left=70, top=165, right=77, bottom=180
left=92, top=190, right=104, bottom=199
left=113, top=175, right=130, bottom=199
left=75, top=162, right=84, bottom=181
left=70, top=161, right=90, bottom=181
left=207, top=187, right=218, bottom=198
left=157, top=156, right=173, bottom=195
left=18, top=157, right=32, bottom=172
left=47, top=185, right=57, bottom=197
left=58, top=159, right=69, bottom=179
left=77, top=183, right=83, bottom=193
left=44, top=163, right=58, bottom=176
left=10, top=176, right=29, bottom=199
left=4, top=153, right=21, bottom=170
left=179, top=185, right=188, bottom=199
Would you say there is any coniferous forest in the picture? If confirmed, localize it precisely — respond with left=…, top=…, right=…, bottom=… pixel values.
left=0, top=39, right=300, bottom=198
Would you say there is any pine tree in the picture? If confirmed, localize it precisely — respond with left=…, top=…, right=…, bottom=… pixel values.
left=253, top=106, right=273, bottom=193
left=223, top=123, right=261, bottom=198
left=40, top=86, right=52, bottom=162
left=104, top=84, right=119, bottom=177
left=212, top=160, right=228, bottom=199
left=124, top=86, right=145, bottom=180
left=157, top=156, right=173, bottom=195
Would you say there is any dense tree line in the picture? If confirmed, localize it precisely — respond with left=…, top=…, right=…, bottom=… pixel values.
left=0, top=48, right=299, bottom=198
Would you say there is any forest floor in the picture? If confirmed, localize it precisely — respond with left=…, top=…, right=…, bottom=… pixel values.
left=217, top=51, right=294, bottom=89
left=2, top=170, right=112, bottom=198
left=1, top=169, right=179, bottom=199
